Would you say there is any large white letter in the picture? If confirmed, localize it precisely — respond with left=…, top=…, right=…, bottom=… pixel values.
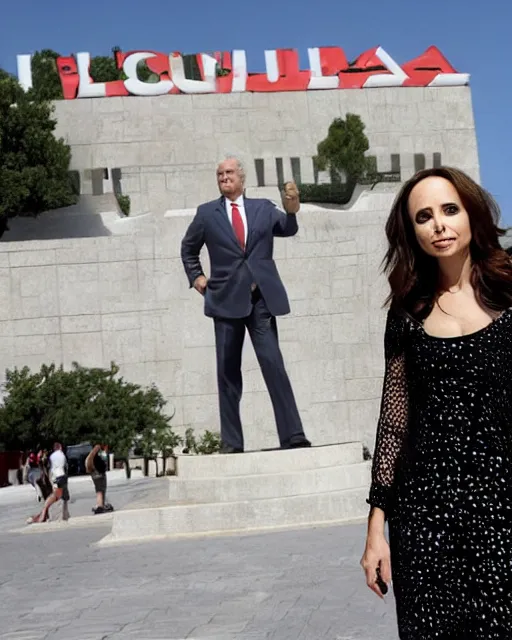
left=77, top=52, right=107, bottom=98
left=307, top=48, right=339, bottom=90
left=17, top=54, right=33, bottom=91
left=169, top=53, right=217, bottom=93
left=363, top=47, right=408, bottom=88
left=123, top=52, right=174, bottom=96
left=263, top=50, right=279, bottom=83
left=231, top=50, right=247, bottom=92
left=428, top=72, right=470, bottom=87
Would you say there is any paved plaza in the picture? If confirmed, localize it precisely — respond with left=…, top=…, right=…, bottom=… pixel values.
left=0, top=478, right=398, bottom=640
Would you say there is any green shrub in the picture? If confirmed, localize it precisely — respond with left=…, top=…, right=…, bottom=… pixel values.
left=195, top=430, right=222, bottom=455
left=116, top=193, right=130, bottom=216
left=183, top=428, right=222, bottom=455
left=299, top=183, right=353, bottom=205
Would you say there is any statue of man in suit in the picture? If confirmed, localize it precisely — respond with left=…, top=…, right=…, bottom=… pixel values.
left=181, top=156, right=311, bottom=454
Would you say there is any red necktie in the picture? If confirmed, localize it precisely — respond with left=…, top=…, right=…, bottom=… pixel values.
left=231, top=202, right=245, bottom=250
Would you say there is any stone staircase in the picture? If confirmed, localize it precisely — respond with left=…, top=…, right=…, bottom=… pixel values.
left=102, top=442, right=371, bottom=544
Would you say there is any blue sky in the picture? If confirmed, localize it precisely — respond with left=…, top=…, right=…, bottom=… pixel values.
left=1, top=0, right=510, bottom=222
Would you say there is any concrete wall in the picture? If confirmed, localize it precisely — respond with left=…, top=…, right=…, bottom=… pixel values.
left=53, top=86, right=480, bottom=214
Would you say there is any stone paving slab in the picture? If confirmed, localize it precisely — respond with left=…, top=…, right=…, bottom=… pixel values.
left=0, top=520, right=398, bottom=640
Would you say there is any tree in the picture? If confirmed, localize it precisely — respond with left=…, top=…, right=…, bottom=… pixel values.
left=129, top=388, right=181, bottom=476
left=0, top=72, right=78, bottom=230
left=90, top=56, right=121, bottom=83
left=0, top=362, right=178, bottom=478
left=28, top=49, right=63, bottom=101
left=315, top=114, right=372, bottom=187
left=154, top=425, right=182, bottom=474
left=138, top=419, right=182, bottom=476
left=143, top=399, right=180, bottom=475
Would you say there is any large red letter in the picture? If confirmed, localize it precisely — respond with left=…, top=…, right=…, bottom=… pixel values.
left=56, top=56, right=80, bottom=100
left=402, top=46, right=469, bottom=87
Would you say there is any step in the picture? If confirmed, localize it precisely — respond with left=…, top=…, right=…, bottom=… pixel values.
left=175, top=442, right=363, bottom=479
left=105, top=487, right=369, bottom=543
left=169, top=462, right=371, bottom=503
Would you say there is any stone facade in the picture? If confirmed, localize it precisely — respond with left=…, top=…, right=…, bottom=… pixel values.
left=0, top=85, right=479, bottom=451
left=53, top=86, right=480, bottom=215
left=0, top=191, right=465, bottom=452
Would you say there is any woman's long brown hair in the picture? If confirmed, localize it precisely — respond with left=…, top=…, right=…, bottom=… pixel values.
left=383, top=167, right=512, bottom=320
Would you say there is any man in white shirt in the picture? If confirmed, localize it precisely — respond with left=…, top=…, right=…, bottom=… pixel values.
left=49, top=444, right=67, bottom=482
left=28, top=442, right=70, bottom=523
left=181, top=156, right=311, bottom=454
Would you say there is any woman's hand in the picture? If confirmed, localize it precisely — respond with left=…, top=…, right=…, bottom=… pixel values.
left=360, top=512, right=391, bottom=598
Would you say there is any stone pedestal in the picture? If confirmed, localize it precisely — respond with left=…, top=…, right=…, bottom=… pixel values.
left=102, top=442, right=370, bottom=544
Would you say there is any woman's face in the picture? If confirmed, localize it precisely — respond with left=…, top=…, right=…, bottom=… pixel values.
left=407, top=176, right=472, bottom=259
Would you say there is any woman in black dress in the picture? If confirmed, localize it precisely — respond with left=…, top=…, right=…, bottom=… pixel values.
left=360, top=167, right=512, bottom=638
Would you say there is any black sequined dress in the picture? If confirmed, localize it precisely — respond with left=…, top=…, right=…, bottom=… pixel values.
left=368, top=308, right=512, bottom=639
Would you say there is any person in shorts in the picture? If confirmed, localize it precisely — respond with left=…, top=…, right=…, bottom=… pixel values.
left=85, top=444, right=114, bottom=514
left=27, top=442, right=70, bottom=523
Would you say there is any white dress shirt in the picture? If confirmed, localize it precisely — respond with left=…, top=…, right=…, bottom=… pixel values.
left=49, top=449, right=67, bottom=481
left=225, top=195, right=248, bottom=245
